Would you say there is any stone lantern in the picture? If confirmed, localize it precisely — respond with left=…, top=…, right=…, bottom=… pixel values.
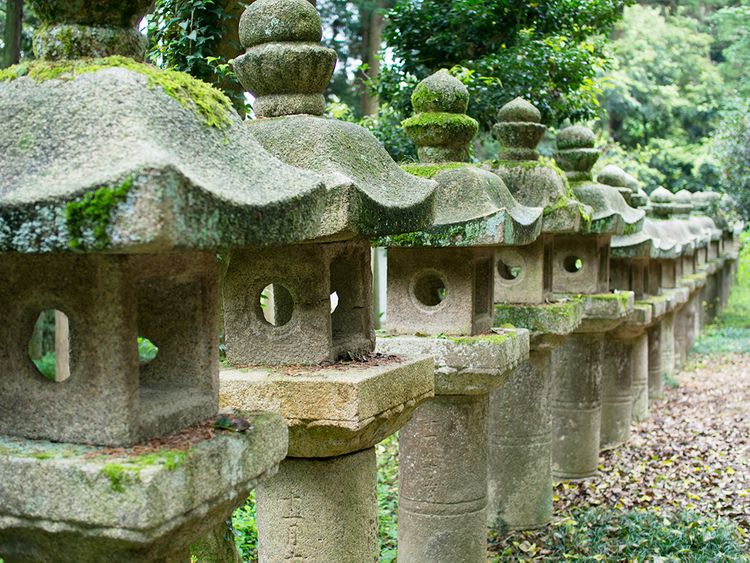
left=374, top=72, right=542, bottom=560
left=487, top=99, right=589, bottom=529
left=549, top=126, right=644, bottom=479
left=697, top=191, right=742, bottom=317
left=596, top=165, right=655, bottom=444
left=642, top=187, right=695, bottom=399
left=0, top=0, right=364, bottom=558
left=218, top=1, right=437, bottom=560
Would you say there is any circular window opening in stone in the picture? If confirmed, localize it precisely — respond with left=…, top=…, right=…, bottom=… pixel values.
left=137, top=337, right=159, bottom=364
left=259, top=284, right=294, bottom=327
left=413, top=273, right=447, bottom=307
left=563, top=256, right=584, bottom=273
left=27, top=309, right=70, bottom=382
left=497, top=259, right=522, bottom=281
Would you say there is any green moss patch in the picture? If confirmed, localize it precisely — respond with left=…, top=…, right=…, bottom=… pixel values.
left=0, top=55, right=232, bottom=129
left=66, top=175, right=133, bottom=250
left=400, top=161, right=473, bottom=179
left=448, top=331, right=517, bottom=345
left=401, top=111, right=479, bottom=129
left=494, top=300, right=583, bottom=334
left=100, top=449, right=188, bottom=492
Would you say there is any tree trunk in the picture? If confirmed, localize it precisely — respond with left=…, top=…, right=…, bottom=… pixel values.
left=358, top=0, right=389, bottom=116
left=2, top=0, right=23, bottom=69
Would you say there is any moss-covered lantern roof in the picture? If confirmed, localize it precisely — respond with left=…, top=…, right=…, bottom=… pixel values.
left=0, top=57, right=349, bottom=252
left=381, top=72, right=543, bottom=247
left=554, top=128, right=644, bottom=236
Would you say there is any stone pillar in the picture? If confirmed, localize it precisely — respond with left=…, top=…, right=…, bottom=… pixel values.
left=376, top=330, right=529, bottom=561
left=398, top=395, right=488, bottom=562
left=257, top=449, right=378, bottom=562
left=673, top=302, right=688, bottom=371
left=488, top=347, right=553, bottom=529
left=551, top=333, right=603, bottom=479
left=600, top=335, right=632, bottom=450
left=660, top=310, right=675, bottom=388
left=631, top=332, right=649, bottom=422
left=647, top=323, right=663, bottom=400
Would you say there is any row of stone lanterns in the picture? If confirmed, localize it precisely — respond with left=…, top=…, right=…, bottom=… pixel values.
left=0, top=0, right=741, bottom=561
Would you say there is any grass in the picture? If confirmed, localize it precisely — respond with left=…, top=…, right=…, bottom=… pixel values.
left=232, top=491, right=258, bottom=561
left=693, top=231, right=750, bottom=356
left=377, top=434, right=400, bottom=562
left=489, top=508, right=749, bottom=560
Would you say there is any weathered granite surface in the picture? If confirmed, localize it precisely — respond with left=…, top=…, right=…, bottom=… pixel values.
left=376, top=329, right=529, bottom=395
left=220, top=357, right=434, bottom=457
left=0, top=61, right=333, bottom=252
left=0, top=412, right=287, bottom=562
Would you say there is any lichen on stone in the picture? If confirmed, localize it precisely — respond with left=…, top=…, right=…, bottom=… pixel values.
left=0, top=55, right=233, bottom=129
left=448, top=331, right=517, bottom=345
left=101, top=449, right=188, bottom=492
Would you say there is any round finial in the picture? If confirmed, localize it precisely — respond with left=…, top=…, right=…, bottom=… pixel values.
left=556, top=125, right=596, bottom=150
left=673, top=189, right=693, bottom=214
left=239, top=0, right=322, bottom=48
left=650, top=186, right=674, bottom=203
left=28, top=0, right=150, bottom=59
left=596, top=165, right=629, bottom=188
left=597, top=164, right=634, bottom=204
left=234, top=0, right=337, bottom=117
left=411, top=69, right=469, bottom=114
left=492, top=97, right=545, bottom=161
left=623, top=172, right=639, bottom=192
left=649, top=186, right=676, bottom=217
left=402, top=70, right=478, bottom=163
left=497, top=97, right=541, bottom=123
left=554, top=125, right=599, bottom=181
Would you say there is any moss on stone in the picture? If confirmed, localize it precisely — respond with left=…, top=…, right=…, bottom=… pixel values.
left=377, top=218, right=487, bottom=247
left=0, top=55, right=232, bottom=129
left=66, top=175, right=133, bottom=250
left=490, top=159, right=546, bottom=171
left=410, top=70, right=469, bottom=114
left=402, top=111, right=478, bottom=132
left=400, top=161, right=473, bottom=179
left=494, top=300, right=583, bottom=334
left=102, top=463, right=128, bottom=493
left=100, top=448, right=187, bottom=492
left=448, top=332, right=516, bottom=345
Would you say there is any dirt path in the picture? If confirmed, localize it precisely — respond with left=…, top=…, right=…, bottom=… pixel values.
left=556, top=354, right=749, bottom=531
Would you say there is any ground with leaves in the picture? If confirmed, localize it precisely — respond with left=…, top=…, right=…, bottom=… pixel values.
left=490, top=351, right=750, bottom=560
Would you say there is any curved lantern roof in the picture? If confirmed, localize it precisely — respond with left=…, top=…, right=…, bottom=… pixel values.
left=237, top=0, right=437, bottom=242
left=380, top=73, right=543, bottom=247
left=491, top=98, right=590, bottom=234
left=555, top=127, right=645, bottom=236
left=601, top=165, right=653, bottom=258
left=0, top=61, right=337, bottom=252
